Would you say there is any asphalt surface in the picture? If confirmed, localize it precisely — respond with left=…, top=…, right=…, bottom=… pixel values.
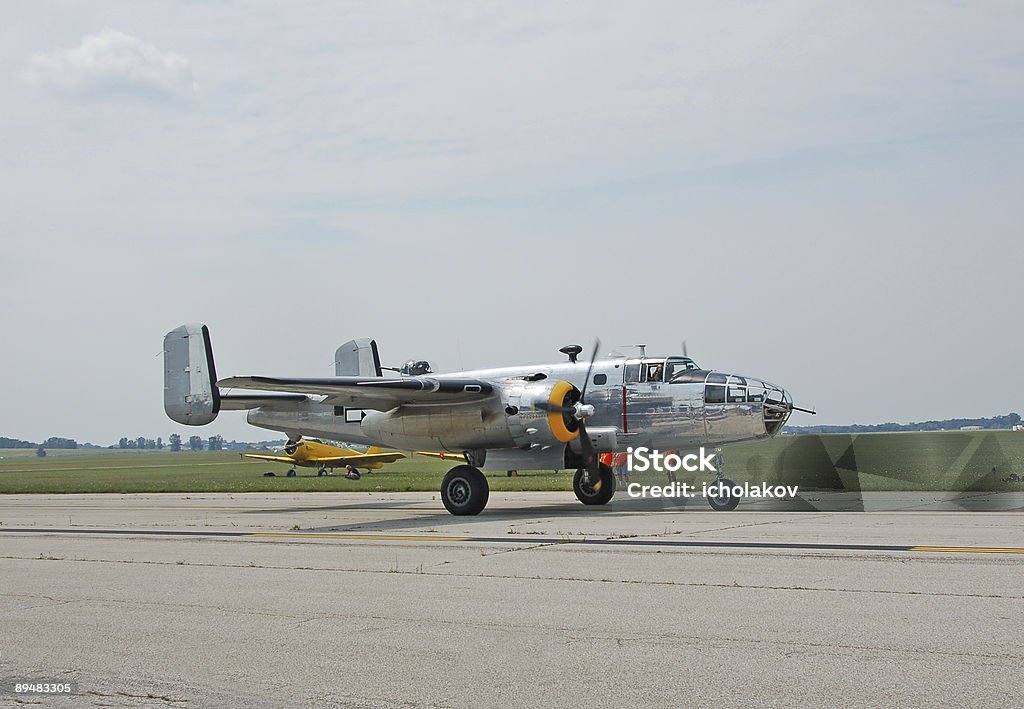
left=1, top=492, right=1022, bottom=708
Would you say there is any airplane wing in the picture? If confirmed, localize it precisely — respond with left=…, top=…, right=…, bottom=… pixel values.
left=307, top=451, right=406, bottom=466
left=217, top=376, right=494, bottom=410
left=242, top=453, right=300, bottom=464
left=221, top=393, right=309, bottom=410
left=415, top=451, right=467, bottom=461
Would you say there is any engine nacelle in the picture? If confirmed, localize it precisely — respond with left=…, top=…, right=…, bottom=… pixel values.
left=359, top=378, right=584, bottom=453
left=498, top=379, right=581, bottom=449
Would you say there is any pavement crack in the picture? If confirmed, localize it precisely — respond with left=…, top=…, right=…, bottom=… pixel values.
left=83, top=690, right=187, bottom=704
left=2, top=556, right=1021, bottom=601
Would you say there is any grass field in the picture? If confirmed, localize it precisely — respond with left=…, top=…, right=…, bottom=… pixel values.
left=0, top=450, right=569, bottom=494
left=1, top=430, right=1022, bottom=494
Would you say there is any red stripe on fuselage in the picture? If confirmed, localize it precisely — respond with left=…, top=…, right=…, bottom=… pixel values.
left=622, top=385, right=629, bottom=433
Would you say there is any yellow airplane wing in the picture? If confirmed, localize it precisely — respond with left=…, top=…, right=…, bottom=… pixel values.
left=415, top=451, right=467, bottom=461
left=243, top=453, right=300, bottom=464
left=307, top=452, right=406, bottom=467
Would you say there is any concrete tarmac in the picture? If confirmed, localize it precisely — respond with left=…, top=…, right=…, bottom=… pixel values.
left=1, top=492, right=1022, bottom=708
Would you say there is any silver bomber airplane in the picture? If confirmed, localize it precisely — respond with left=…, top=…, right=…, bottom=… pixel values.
left=163, top=323, right=812, bottom=515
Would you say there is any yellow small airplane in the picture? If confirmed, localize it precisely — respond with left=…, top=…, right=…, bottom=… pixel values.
left=243, top=437, right=405, bottom=478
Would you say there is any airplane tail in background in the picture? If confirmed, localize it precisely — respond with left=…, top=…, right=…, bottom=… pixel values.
left=163, top=323, right=220, bottom=426
left=336, top=338, right=382, bottom=377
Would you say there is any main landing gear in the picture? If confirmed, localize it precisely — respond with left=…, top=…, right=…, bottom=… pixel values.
left=572, top=463, right=616, bottom=506
left=438, top=459, right=620, bottom=515
left=440, top=464, right=489, bottom=515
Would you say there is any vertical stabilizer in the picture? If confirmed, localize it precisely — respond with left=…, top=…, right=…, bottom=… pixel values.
left=163, top=323, right=220, bottom=425
left=335, top=338, right=382, bottom=377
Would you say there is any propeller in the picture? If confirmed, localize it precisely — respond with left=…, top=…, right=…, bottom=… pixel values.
left=538, top=339, right=603, bottom=489
left=283, top=435, right=302, bottom=456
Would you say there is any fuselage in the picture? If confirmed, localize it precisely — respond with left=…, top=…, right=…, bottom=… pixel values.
left=246, top=355, right=792, bottom=467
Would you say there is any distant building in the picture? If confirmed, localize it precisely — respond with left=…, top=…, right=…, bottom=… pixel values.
left=1013, top=424, right=1024, bottom=432
left=960, top=425, right=983, bottom=431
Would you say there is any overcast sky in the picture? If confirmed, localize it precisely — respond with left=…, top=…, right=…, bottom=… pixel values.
left=1, top=1, right=1022, bottom=444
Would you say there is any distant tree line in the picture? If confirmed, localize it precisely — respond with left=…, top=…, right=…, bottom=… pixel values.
left=4, top=434, right=258, bottom=453
left=112, top=434, right=225, bottom=451
left=1, top=436, right=79, bottom=449
left=788, top=412, right=1021, bottom=435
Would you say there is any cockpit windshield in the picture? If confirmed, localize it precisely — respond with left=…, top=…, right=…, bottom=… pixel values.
left=665, top=357, right=700, bottom=382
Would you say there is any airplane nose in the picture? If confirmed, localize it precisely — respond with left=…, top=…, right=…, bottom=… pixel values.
left=761, top=383, right=792, bottom=437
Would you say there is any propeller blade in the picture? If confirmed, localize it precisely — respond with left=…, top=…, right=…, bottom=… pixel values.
left=576, top=338, right=603, bottom=487
left=534, top=401, right=575, bottom=415
left=578, top=338, right=601, bottom=403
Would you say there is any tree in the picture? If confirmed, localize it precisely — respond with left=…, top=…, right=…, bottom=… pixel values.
left=207, top=435, right=224, bottom=451
left=188, top=435, right=203, bottom=451
left=36, top=446, right=46, bottom=457
left=136, top=436, right=146, bottom=450
left=43, top=437, right=78, bottom=449
left=169, top=434, right=182, bottom=452
left=156, top=437, right=164, bottom=450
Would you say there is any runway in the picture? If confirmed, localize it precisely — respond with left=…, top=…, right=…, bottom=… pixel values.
left=2, top=493, right=1022, bottom=708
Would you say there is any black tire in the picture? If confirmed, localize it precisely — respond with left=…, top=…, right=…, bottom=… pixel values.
left=286, top=469, right=297, bottom=478
left=707, top=478, right=740, bottom=511
left=573, top=463, right=616, bottom=505
left=440, top=465, right=489, bottom=515
left=317, top=468, right=327, bottom=477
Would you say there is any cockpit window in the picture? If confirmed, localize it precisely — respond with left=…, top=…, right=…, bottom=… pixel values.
left=624, top=361, right=641, bottom=383
left=664, top=357, right=699, bottom=381
left=707, top=372, right=728, bottom=384
left=669, top=369, right=710, bottom=384
left=645, top=361, right=665, bottom=383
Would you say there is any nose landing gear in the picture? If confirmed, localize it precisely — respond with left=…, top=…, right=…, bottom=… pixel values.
left=573, top=463, right=616, bottom=505
left=706, top=449, right=739, bottom=511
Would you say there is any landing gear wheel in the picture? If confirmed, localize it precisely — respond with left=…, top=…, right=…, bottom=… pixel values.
left=286, top=469, right=297, bottom=478
left=440, top=465, right=489, bottom=515
left=317, top=468, right=327, bottom=477
left=573, top=463, right=616, bottom=506
left=707, top=478, right=740, bottom=511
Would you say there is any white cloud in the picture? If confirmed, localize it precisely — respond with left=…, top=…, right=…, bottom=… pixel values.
left=24, top=28, right=196, bottom=98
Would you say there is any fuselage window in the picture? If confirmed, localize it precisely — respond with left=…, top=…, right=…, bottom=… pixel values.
left=646, top=362, right=664, bottom=382
left=705, top=385, right=726, bottom=404
left=727, top=375, right=747, bottom=403
left=624, top=362, right=641, bottom=383
left=746, top=382, right=766, bottom=403
left=593, top=373, right=607, bottom=385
